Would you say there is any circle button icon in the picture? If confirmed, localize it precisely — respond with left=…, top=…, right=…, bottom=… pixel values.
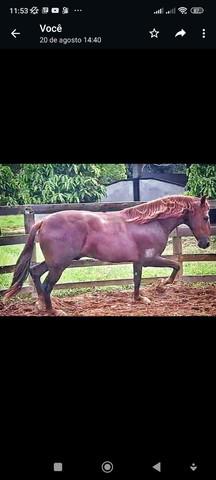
left=101, top=461, right=114, bottom=473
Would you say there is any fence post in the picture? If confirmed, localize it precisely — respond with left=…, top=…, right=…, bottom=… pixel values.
left=173, top=228, right=183, bottom=278
left=24, top=207, right=37, bottom=295
left=132, top=165, right=141, bottom=288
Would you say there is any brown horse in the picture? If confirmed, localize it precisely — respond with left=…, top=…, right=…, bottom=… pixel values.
left=3, top=195, right=211, bottom=315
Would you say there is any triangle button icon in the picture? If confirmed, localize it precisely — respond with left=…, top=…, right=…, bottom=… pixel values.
left=152, top=462, right=161, bottom=472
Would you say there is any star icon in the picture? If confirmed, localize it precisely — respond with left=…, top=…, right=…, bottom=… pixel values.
left=149, top=28, right=160, bottom=38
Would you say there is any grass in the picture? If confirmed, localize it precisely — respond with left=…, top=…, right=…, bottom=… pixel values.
left=0, top=217, right=216, bottom=296
left=0, top=215, right=24, bottom=233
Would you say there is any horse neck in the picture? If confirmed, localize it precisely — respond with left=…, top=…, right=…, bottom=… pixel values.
left=159, top=215, right=186, bottom=236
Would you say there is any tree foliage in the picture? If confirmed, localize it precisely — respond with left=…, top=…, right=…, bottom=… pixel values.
left=19, top=163, right=107, bottom=204
left=0, top=163, right=107, bottom=205
left=97, top=163, right=127, bottom=184
left=0, top=165, right=22, bottom=205
left=186, top=164, right=216, bottom=198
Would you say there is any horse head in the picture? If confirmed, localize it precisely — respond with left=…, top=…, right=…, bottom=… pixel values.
left=185, top=196, right=211, bottom=249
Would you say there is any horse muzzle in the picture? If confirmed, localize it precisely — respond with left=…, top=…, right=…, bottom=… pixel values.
left=198, top=238, right=210, bottom=249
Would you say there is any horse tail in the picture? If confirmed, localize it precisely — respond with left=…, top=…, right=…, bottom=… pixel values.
left=3, top=221, right=43, bottom=301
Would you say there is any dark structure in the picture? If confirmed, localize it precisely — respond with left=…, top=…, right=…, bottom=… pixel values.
left=131, top=163, right=187, bottom=202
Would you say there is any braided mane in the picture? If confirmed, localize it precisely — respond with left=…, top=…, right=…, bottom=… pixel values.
left=121, top=195, right=198, bottom=225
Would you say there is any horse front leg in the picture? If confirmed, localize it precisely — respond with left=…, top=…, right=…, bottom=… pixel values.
left=133, top=263, right=142, bottom=300
left=147, top=256, right=180, bottom=285
left=133, top=262, right=151, bottom=304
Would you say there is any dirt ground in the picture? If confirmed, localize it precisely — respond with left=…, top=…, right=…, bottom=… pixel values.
left=1, top=282, right=216, bottom=317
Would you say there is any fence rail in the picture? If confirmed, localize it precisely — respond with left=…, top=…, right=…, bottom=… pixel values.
left=1, top=200, right=216, bottom=216
left=0, top=201, right=216, bottom=295
left=0, top=201, right=142, bottom=216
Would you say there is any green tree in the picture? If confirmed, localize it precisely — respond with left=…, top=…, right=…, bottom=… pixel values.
left=0, top=163, right=107, bottom=205
left=186, top=164, right=216, bottom=198
left=0, top=165, right=22, bottom=205
left=1, top=162, right=21, bottom=173
left=18, top=163, right=106, bottom=204
left=97, top=163, right=127, bottom=184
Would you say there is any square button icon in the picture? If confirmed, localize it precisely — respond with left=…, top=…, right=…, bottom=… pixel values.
left=53, top=462, right=63, bottom=472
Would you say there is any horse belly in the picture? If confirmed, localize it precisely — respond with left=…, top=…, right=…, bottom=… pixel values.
left=81, top=233, right=138, bottom=263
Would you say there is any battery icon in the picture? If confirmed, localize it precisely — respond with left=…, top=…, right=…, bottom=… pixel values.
left=51, top=7, right=60, bottom=14
left=190, top=7, right=204, bottom=14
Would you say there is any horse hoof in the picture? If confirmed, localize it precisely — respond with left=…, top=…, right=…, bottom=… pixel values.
left=163, top=280, right=173, bottom=287
left=35, top=300, right=46, bottom=312
left=155, top=280, right=167, bottom=291
left=142, top=296, right=151, bottom=304
left=155, top=285, right=166, bottom=294
left=156, top=279, right=166, bottom=286
left=51, top=309, right=67, bottom=316
left=134, top=295, right=151, bottom=304
left=134, top=295, right=141, bottom=302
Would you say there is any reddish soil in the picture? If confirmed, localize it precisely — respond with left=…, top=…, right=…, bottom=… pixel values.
left=1, top=283, right=216, bottom=317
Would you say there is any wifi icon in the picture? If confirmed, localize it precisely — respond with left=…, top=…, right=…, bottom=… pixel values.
left=178, top=7, right=188, bottom=14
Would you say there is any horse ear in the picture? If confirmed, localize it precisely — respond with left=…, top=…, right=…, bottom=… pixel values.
left=200, top=195, right=207, bottom=207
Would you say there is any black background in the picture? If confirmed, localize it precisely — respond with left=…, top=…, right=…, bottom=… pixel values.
left=0, top=18, right=215, bottom=477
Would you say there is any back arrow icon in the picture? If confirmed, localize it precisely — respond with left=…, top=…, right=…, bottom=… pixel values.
left=152, top=462, right=161, bottom=472
left=11, top=29, right=21, bottom=38
left=175, top=29, right=186, bottom=37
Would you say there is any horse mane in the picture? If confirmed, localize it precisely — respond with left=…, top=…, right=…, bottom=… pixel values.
left=121, top=195, right=198, bottom=225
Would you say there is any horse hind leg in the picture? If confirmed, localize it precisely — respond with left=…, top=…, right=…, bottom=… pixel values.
left=42, top=266, right=66, bottom=316
left=29, top=261, right=49, bottom=311
left=147, top=256, right=180, bottom=288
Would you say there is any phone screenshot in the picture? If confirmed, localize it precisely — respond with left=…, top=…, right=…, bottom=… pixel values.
left=0, top=0, right=215, bottom=477
left=0, top=160, right=215, bottom=475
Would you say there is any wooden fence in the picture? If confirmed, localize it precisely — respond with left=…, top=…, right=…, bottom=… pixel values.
left=0, top=200, right=216, bottom=295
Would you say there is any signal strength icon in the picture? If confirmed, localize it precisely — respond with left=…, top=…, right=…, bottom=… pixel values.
left=154, top=7, right=164, bottom=14
left=165, top=8, right=176, bottom=14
